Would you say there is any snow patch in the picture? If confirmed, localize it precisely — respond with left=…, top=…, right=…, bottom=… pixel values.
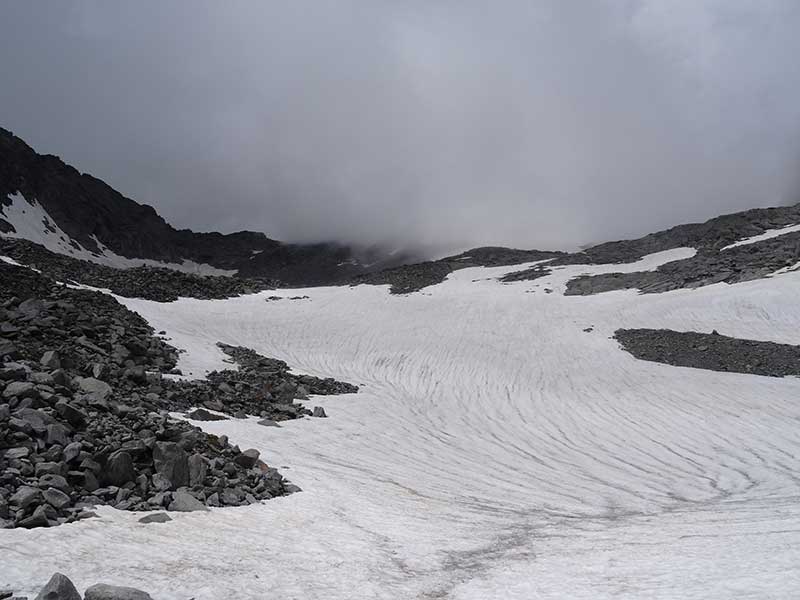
left=721, top=223, right=800, bottom=250
left=1, top=192, right=237, bottom=276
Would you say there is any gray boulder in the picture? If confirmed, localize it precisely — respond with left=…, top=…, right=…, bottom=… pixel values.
left=152, top=442, right=189, bottom=489
left=137, top=512, right=172, bottom=524
left=34, top=572, right=81, bottom=600
left=43, top=488, right=71, bottom=510
left=76, top=377, right=112, bottom=400
left=84, top=583, right=154, bottom=600
left=234, top=448, right=260, bottom=469
left=188, top=454, right=207, bottom=487
left=312, top=406, right=327, bottom=418
left=40, top=350, right=61, bottom=370
left=3, top=381, right=37, bottom=399
left=105, top=451, right=135, bottom=487
left=167, top=491, right=208, bottom=512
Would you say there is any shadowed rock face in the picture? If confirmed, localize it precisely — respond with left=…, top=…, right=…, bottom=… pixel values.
left=0, top=127, right=414, bottom=285
left=615, top=328, right=800, bottom=378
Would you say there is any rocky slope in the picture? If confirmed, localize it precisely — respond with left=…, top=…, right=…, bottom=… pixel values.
left=0, top=262, right=357, bottom=529
left=0, top=127, right=413, bottom=285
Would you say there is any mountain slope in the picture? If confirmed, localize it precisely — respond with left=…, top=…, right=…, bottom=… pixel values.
left=0, top=127, right=413, bottom=284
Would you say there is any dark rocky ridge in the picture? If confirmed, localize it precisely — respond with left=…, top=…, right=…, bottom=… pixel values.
left=0, top=262, right=358, bottom=529
left=565, top=230, right=800, bottom=296
left=355, top=247, right=565, bottom=294
left=0, top=127, right=414, bottom=286
left=615, top=328, right=800, bottom=378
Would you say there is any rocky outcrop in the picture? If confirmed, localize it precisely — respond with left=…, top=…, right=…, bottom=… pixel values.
left=0, top=127, right=414, bottom=286
left=0, top=262, right=357, bottom=529
left=615, top=328, right=800, bottom=377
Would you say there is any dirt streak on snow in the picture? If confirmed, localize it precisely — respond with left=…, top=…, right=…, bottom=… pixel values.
left=4, top=247, right=800, bottom=599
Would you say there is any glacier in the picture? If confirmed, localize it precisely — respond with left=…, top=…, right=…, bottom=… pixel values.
left=4, top=248, right=800, bottom=599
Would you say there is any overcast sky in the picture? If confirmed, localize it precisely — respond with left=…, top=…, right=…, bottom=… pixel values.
left=2, top=1, right=799, bottom=254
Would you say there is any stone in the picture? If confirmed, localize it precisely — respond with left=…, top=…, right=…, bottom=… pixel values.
left=76, top=377, right=112, bottom=400
left=84, top=583, right=154, bottom=600
left=257, top=418, right=281, bottom=427
left=105, top=451, right=135, bottom=487
left=234, top=448, right=260, bottom=469
left=185, top=408, right=227, bottom=421
left=3, top=381, right=37, bottom=399
left=19, top=505, right=50, bottom=528
left=312, top=406, right=327, bottom=418
left=4, top=447, right=30, bottom=460
left=10, top=486, right=42, bottom=508
left=46, top=424, right=71, bottom=447
left=63, top=442, right=82, bottom=463
left=167, top=491, right=208, bottom=512
left=188, top=454, right=207, bottom=487
left=14, top=407, right=56, bottom=434
left=0, top=338, right=18, bottom=358
left=42, top=488, right=71, bottom=509
left=33, top=572, right=81, bottom=600
left=55, top=402, right=87, bottom=427
left=150, top=473, right=172, bottom=492
left=152, top=442, right=189, bottom=489
left=40, top=350, right=61, bottom=370
left=137, top=512, right=172, bottom=524
left=38, top=474, right=69, bottom=492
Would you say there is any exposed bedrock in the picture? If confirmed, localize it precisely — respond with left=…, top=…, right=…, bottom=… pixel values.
left=615, top=328, right=800, bottom=378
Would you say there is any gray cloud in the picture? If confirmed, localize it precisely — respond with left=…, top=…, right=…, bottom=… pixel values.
left=1, top=1, right=799, bottom=255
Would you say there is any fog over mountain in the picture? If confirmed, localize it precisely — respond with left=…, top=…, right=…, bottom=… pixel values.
left=1, top=1, right=799, bottom=255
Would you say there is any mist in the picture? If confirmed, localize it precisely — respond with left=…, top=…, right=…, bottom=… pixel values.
left=1, top=1, right=799, bottom=255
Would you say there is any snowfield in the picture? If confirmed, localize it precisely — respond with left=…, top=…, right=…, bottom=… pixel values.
left=5, top=249, right=800, bottom=599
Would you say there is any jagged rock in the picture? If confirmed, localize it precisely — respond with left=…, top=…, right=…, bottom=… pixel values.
left=34, top=572, right=81, bottom=600
left=167, top=491, right=208, bottom=512
left=137, top=512, right=172, bottom=524
left=10, top=486, right=42, bottom=509
left=19, top=505, right=51, bottom=528
left=39, top=350, right=61, bottom=369
left=84, top=583, right=154, bottom=600
left=105, top=451, right=135, bottom=487
left=3, top=381, right=37, bottom=399
left=42, top=488, right=71, bottom=510
left=257, top=418, right=280, bottom=427
left=188, top=454, right=207, bottom=487
left=312, top=406, right=327, bottom=418
left=234, top=448, right=260, bottom=469
left=76, top=377, right=112, bottom=400
left=152, top=442, right=189, bottom=489
left=185, top=408, right=227, bottom=421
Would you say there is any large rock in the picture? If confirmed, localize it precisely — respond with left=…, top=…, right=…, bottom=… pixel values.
left=40, top=350, right=61, bottom=369
left=10, top=486, right=42, bottom=509
left=167, top=491, right=208, bottom=512
left=152, top=442, right=189, bottom=489
left=84, top=583, right=154, bottom=600
left=188, top=453, right=207, bottom=487
left=76, top=377, right=112, bottom=400
left=234, top=448, right=260, bottom=469
left=43, top=487, right=71, bottom=509
left=3, top=381, right=37, bottom=399
left=105, top=451, right=136, bottom=486
left=34, top=572, right=81, bottom=600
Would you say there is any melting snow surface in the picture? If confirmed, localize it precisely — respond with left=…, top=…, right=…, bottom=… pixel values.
left=1, top=193, right=236, bottom=276
left=720, top=223, right=800, bottom=250
left=4, top=248, right=800, bottom=599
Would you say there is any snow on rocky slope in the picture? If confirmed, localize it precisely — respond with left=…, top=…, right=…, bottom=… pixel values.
left=0, top=192, right=236, bottom=275
left=5, top=248, right=800, bottom=599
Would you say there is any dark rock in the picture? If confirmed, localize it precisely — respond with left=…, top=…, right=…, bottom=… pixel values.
left=152, top=442, right=189, bottom=489
left=167, top=491, right=208, bottom=512
left=188, top=454, right=207, bottom=487
left=84, top=583, right=154, bottom=600
left=104, top=451, right=136, bottom=487
left=33, top=572, right=81, bottom=600
left=42, top=488, right=71, bottom=510
left=19, top=505, right=50, bottom=528
left=39, top=350, right=61, bottom=370
left=234, top=448, right=260, bottom=469
left=185, top=408, right=227, bottom=421
left=137, top=512, right=172, bottom=524
left=312, top=406, right=327, bottom=418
